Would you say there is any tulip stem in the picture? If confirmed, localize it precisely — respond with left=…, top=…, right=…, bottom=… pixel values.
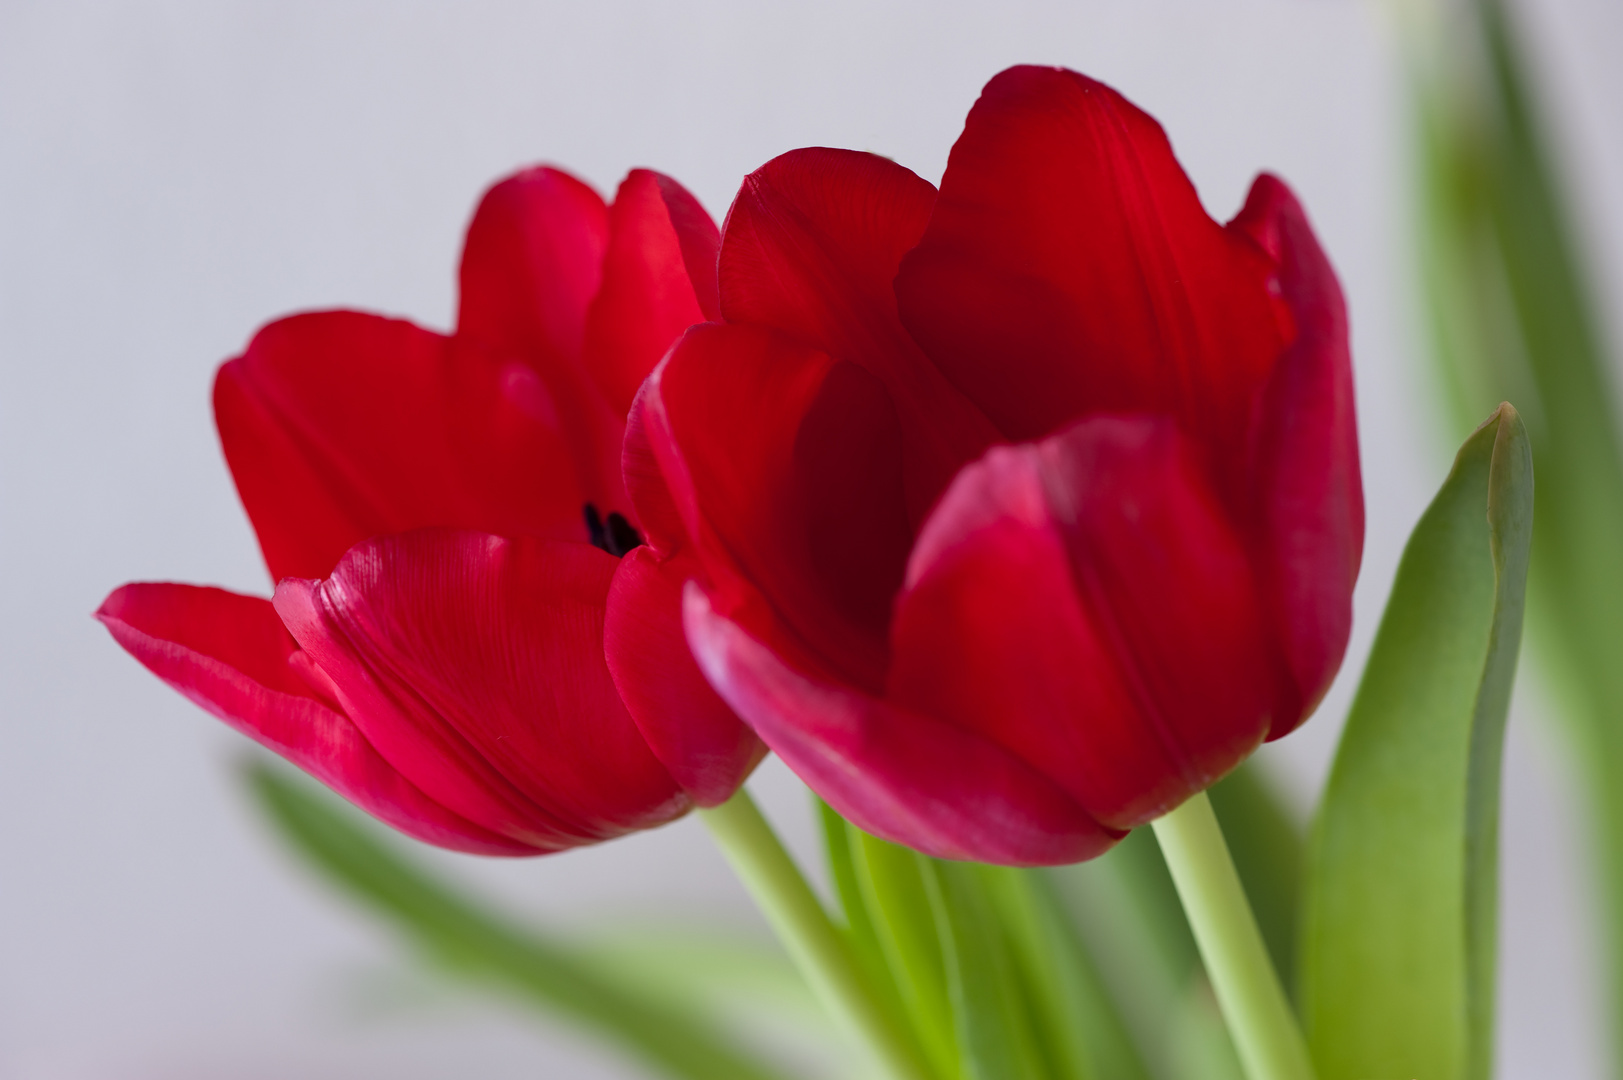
left=699, top=788, right=935, bottom=1080
left=1152, top=790, right=1316, bottom=1080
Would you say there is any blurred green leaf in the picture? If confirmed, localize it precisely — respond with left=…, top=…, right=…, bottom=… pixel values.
left=925, top=861, right=1048, bottom=1080
left=245, top=760, right=797, bottom=1080
left=1300, top=405, right=1532, bottom=1080
left=980, top=867, right=1151, bottom=1080
left=1051, top=760, right=1297, bottom=1080
left=839, top=827, right=959, bottom=1079
left=1410, top=0, right=1623, bottom=1068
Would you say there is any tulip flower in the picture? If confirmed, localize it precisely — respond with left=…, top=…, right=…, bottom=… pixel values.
left=99, top=165, right=761, bottom=855
left=643, top=66, right=1363, bottom=866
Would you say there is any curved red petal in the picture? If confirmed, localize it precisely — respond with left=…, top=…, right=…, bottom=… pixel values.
left=893, top=418, right=1283, bottom=828
left=684, top=584, right=1118, bottom=866
left=605, top=547, right=764, bottom=806
left=96, top=583, right=529, bottom=855
left=455, top=165, right=627, bottom=518
left=621, top=377, right=689, bottom=558
left=718, top=148, right=997, bottom=522
left=582, top=170, right=717, bottom=419
left=273, top=531, right=688, bottom=851
left=215, top=311, right=586, bottom=582
left=457, top=164, right=608, bottom=374
left=896, top=66, right=1292, bottom=464
left=1233, top=175, right=1364, bottom=731
left=644, top=322, right=911, bottom=691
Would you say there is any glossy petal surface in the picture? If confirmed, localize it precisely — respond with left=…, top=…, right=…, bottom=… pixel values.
left=719, top=148, right=997, bottom=521
left=275, top=530, right=687, bottom=851
left=891, top=419, right=1278, bottom=828
left=96, top=583, right=527, bottom=854
left=646, top=323, right=911, bottom=691
left=605, top=546, right=764, bottom=806
left=896, top=65, right=1292, bottom=465
left=216, top=312, right=582, bottom=582
left=684, top=585, right=1118, bottom=865
left=1233, top=175, right=1365, bottom=731
left=583, top=170, right=718, bottom=418
left=456, top=165, right=627, bottom=515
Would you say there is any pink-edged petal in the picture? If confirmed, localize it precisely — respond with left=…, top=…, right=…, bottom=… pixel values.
left=643, top=322, right=912, bottom=691
left=893, top=418, right=1284, bottom=828
left=718, top=148, right=997, bottom=522
left=896, top=66, right=1292, bottom=464
left=1233, top=175, right=1364, bottom=731
left=605, top=547, right=764, bottom=806
left=582, top=170, right=718, bottom=419
left=274, top=531, right=688, bottom=851
left=96, top=583, right=528, bottom=855
left=685, top=584, right=1118, bottom=865
left=215, top=311, right=584, bottom=582
left=455, top=165, right=628, bottom=518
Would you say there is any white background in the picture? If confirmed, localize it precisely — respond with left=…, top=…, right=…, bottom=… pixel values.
left=2, top=1, right=1620, bottom=1077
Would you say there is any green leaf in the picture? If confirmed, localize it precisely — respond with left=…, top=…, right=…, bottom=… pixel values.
left=924, top=861, right=1047, bottom=1080
left=847, top=828, right=962, bottom=1080
left=1300, top=404, right=1532, bottom=1080
left=1410, top=0, right=1623, bottom=1064
left=244, top=760, right=797, bottom=1080
left=979, top=867, right=1151, bottom=1080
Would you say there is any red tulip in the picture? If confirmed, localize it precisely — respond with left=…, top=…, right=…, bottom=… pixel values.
left=642, top=66, right=1363, bottom=865
left=99, top=166, right=761, bottom=855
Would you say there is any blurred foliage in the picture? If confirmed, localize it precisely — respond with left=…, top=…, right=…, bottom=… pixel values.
left=245, top=760, right=803, bottom=1080
left=1301, top=405, right=1531, bottom=1080
left=1406, top=0, right=1623, bottom=1068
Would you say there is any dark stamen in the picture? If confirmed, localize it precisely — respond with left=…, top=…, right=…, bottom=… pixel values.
left=584, top=502, right=645, bottom=558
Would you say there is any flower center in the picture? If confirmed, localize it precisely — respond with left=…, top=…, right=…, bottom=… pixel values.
left=583, top=503, right=644, bottom=558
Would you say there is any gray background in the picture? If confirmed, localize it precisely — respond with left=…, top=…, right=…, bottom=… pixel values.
left=2, top=1, right=1619, bottom=1076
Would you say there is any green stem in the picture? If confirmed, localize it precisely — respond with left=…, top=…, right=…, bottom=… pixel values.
left=1152, top=791, right=1316, bottom=1080
left=699, top=788, right=935, bottom=1080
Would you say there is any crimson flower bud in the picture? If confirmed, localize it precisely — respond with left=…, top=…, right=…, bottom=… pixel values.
left=100, top=166, right=762, bottom=854
left=643, top=66, right=1363, bottom=865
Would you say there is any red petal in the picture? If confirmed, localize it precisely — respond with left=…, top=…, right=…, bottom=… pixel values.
left=582, top=170, right=718, bottom=419
left=684, top=584, right=1118, bottom=865
left=215, top=312, right=584, bottom=582
left=1234, top=175, right=1364, bottom=730
left=896, top=66, right=1292, bottom=463
left=891, top=418, right=1281, bottom=828
left=652, top=171, right=722, bottom=321
left=718, top=148, right=997, bottom=522
left=644, top=323, right=912, bottom=691
left=605, top=547, right=764, bottom=806
left=96, top=583, right=528, bottom=855
left=457, top=165, right=608, bottom=376
left=455, top=165, right=628, bottom=518
left=274, top=531, right=688, bottom=851
left=621, top=377, right=689, bottom=558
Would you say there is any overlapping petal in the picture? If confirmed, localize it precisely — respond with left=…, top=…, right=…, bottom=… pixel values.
left=896, top=65, right=1293, bottom=467
left=274, top=530, right=689, bottom=851
left=215, top=312, right=583, bottom=582
left=890, top=419, right=1277, bottom=829
left=96, top=583, right=528, bottom=854
left=719, top=148, right=998, bottom=523
left=684, top=585, right=1118, bottom=865
left=1233, top=175, right=1365, bottom=730
left=644, top=322, right=912, bottom=692
left=584, top=169, right=721, bottom=420
left=605, top=546, right=765, bottom=806
left=655, top=65, right=1362, bottom=864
